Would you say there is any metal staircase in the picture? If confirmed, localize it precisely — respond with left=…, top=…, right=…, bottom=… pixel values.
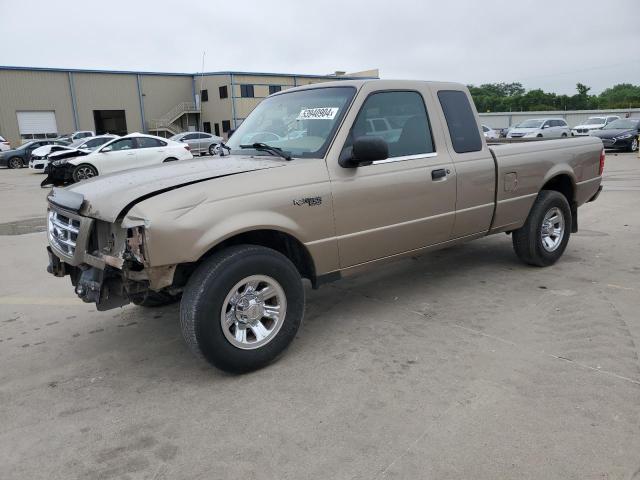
left=148, top=102, right=200, bottom=135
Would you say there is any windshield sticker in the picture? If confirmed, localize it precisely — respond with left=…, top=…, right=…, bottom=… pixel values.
left=297, top=107, right=339, bottom=120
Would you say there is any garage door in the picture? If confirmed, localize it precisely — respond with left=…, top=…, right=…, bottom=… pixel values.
left=16, top=111, right=58, bottom=136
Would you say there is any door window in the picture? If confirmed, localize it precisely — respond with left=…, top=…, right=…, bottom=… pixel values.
left=108, top=138, right=135, bottom=151
left=182, top=133, right=198, bottom=140
left=350, top=91, right=434, bottom=158
left=137, top=137, right=166, bottom=148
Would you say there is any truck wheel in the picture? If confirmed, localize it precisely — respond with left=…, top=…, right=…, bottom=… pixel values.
left=72, top=164, right=98, bottom=182
left=8, top=157, right=23, bottom=169
left=131, top=290, right=181, bottom=307
left=180, top=245, right=304, bottom=373
left=512, top=190, right=571, bottom=267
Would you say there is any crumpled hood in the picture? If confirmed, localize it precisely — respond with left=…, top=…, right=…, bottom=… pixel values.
left=58, top=156, right=284, bottom=222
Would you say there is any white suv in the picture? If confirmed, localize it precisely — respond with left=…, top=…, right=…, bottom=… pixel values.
left=571, top=116, right=620, bottom=136
left=507, top=118, right=570, bottom=139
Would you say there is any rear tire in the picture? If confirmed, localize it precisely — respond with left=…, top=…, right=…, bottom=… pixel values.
left=512, top=190, right=572, bottom=267
left=180, top=245, right=304, bottom=373
left=8, top=157, right=23, bottom=169
left=630, top=137, right=638, bottom=152
left=72, top=164, right=98, bottom=182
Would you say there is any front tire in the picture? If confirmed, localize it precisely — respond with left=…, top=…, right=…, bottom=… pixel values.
left=512, top=190, right=571, bottom=267
left=180, top=245, right=305, bottom=373
left=163, top=157, right=178, bottom=162
left=72, top=164, right=98, bottom=182
left=208, top=144, right=218, bottom=156
left=8, top=157, right=23, bottom=169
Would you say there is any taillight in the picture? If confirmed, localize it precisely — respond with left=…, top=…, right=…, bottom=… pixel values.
left=184, top=145, right=191, bottom=151
left=599, top=148, right=605, bottom=176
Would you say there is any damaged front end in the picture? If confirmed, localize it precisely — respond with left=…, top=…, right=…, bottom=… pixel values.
left=46, top=188, right=177, bottom=311
left=41, top=149, right=91, bottom=187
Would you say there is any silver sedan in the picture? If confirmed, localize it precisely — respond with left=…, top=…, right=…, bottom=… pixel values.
left=170, top=132, right=223, bottom=156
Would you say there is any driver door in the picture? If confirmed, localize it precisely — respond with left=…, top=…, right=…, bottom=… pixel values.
left=326, top=88, right=457, bottom=268
left=97, top=138, right=137, bottom=174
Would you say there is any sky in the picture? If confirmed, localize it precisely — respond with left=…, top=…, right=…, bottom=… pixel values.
left=0, top=0, right=638, bottom=95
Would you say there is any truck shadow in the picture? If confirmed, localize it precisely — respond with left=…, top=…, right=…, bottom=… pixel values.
left=91, top=235, right=581, bottom=379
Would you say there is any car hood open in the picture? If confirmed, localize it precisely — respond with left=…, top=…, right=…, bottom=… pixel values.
left=51, top=156, right=285, bottom=222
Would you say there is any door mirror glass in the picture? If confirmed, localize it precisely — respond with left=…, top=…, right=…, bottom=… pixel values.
left=340, top=136, right=388, bottom=168
left=101, top=146, right=113, bottom=152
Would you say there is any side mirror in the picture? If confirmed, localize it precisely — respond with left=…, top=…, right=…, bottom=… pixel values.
left=542, top=124, right=549, bottom=129
left=101, top=146, right=113, bottom=152
left=339, top=136, right=388, bottom=168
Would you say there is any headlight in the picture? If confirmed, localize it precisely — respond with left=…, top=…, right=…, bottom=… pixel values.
left=52, top=159, right=68, bottom=166
left=615, top=133, right=633, bottom=140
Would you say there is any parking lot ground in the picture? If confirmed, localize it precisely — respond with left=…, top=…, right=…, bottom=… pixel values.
left=1, top=152, right=639, bottom=480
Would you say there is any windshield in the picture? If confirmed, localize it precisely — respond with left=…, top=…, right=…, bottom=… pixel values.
left=516, top=120, right=544, bottom=128
left=19, top=141, right=36, bottom=149
left=226, top=86, right=356, bottom=158
left=584, top=117, right=605, bottom=125
left=169, top=134, right=182, bottom=141
left=603, top=119, right=638, bottom=130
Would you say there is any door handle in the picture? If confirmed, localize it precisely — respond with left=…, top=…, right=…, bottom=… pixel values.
left=126, top=152, right=135, bottom=156
left=431, top=168, right=448, bottom=180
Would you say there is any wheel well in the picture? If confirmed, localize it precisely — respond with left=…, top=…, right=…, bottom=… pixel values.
left=175, top=229, right=317, bottom=288
left=541, top=174, right=577, bottom=232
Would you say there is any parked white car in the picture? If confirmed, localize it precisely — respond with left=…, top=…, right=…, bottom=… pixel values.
left=507, top=118, right=570, bottom=139
left=29, top=144, right=77, bottom=172
left=571, top=116, right=620, bottom=136
left=56, top=130, right=95, bottom=144
left=46, top=133, right=193, bottom=183
left=0, top=135, right=10, bottom=152
left=482, top=125, right=499, bottom=139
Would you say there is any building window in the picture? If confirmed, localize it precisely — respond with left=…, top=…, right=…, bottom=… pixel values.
left=269, top=85, right=282, bottom=95
left=214, top=123, right=220, bottom=136
left=240, top=84, right=254, bottom=98
left=203, top=121, right=211, bottom=133
left=222, top=120, right=231, bottom=133
left=219, top=85, right=228, bottom=99
left=201, top=89, right=208, bottom=102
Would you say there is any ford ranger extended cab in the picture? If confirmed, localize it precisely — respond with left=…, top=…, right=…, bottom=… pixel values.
left=45, top=80, right=604, bottom=373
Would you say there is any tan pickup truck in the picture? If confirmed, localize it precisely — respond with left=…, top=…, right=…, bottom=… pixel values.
left=46, top=80, right=604, bottom=372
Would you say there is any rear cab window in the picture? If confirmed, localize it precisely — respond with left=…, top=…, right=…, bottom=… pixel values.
left=437, top=90, right=482, bottom=153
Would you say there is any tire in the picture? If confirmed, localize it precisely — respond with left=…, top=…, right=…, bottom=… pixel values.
left=180, top=245, right=304, bottom=373
left=536, top=134, right=543, bottom=138
left=630, top=137, right=638, bottom=153
left=512, top=190, right=572, bottom=267
left=72, top=164, right=98, bottom=182
left=131, top=290, right=181, bottom=307
left=208, top=144, right=218, bottom=156
left=8, top=157, right=23, bottom=169
left=163, top=157, right=178, bottom=163
left=561, top=133, right=568, bottom=137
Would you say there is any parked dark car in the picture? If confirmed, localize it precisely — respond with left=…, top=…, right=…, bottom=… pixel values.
left=0, top=140, right=67, bottom=169
left=590, top=118, right=640, bottom=152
